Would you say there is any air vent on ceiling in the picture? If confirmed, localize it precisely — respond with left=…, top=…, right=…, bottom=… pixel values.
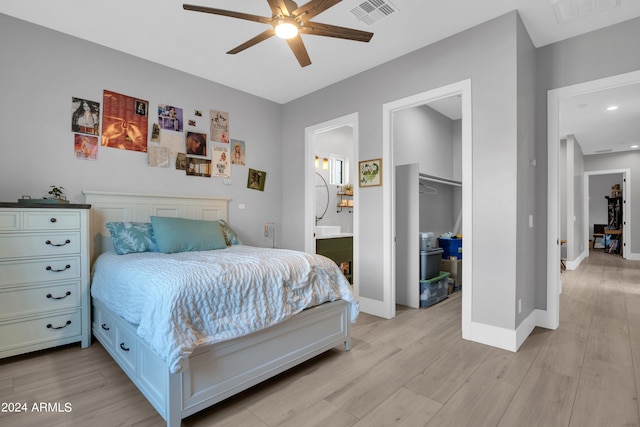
left=595, top=148, right=613, bottom=153
left=349, top=0, right=398, bottom=26
left=551, top=0, right=620, bottom=24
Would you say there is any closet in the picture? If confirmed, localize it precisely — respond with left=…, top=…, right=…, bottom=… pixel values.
left=394, top=99, right=462, bottom=309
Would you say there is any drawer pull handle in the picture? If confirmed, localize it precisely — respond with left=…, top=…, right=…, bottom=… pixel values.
left=46, top=291, right=71, bottom=300
left=46, top=264, right=71, bottom=272
left=45, top=239, right=71, bottom=247
left=120, top=343, right=130, bottom=352
left=47, top=320, right=71, bottom=330
left=50, top=218, right=57, bottom=223
left=101, top=323, right=110, bottom=331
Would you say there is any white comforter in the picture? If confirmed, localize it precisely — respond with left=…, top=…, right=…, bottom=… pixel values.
left=90, top=245, right=358, bottom=373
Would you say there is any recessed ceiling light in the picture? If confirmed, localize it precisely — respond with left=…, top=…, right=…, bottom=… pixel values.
left=606, top=105, right=619, bottom=111
left=631, top=145, right=639, bottom=149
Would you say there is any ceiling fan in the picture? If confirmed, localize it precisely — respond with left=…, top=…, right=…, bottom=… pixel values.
left=183, top=0, right=374, bottom=67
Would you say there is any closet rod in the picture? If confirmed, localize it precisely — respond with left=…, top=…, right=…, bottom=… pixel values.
left=419, top=173, right=462, bottom=187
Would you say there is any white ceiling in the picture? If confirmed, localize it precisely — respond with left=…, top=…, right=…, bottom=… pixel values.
left=1, top=0, right=639, bottom=154
left=560, top=82, right=640, bottom=155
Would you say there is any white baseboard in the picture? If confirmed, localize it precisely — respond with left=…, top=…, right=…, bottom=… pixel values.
left=464, top=309, right=545, bottom=353
left=565, top=249, right=587, bottom=270
left=625, top=251, right=640, bottom=261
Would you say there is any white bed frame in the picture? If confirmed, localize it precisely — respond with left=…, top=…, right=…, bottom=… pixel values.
left=83, top=191, right=351, bottom=427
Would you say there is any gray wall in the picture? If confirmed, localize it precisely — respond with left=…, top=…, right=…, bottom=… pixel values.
left=394, top=105, right=456, bottom=180
left=535, top=16, right=640, bottom=308
left=515, top=15, right=537, bottom=326
left=572, top=137, right=586, bottom=259
left=561, top=135, right=586, bottom=262
left=282, top=12, right=525, bottom=330
left=0, top=14, right=283, bottom=247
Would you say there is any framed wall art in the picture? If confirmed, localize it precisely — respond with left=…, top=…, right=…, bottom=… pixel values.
left=358, top=158, right=382, bottom=187
left=247, top=168, right=266, bottom=191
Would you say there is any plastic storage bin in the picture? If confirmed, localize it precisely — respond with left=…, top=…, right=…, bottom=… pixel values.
left=420, top=271, right=450, bottom=307
left=419, top=232, right=434, bottom=251
left=438, top=237, right=462, bottom=259
left=420, top=247, right=443, bottom=280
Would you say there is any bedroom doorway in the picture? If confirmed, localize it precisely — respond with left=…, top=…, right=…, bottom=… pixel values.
left=304, top=113, right=359, bottom=296
left=380, top=80, right=472, bottom=336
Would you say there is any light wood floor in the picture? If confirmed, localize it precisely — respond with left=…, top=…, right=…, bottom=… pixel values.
left=1, top=250, right=639, bottom=426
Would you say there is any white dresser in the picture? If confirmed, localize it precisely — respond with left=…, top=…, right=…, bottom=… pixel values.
left=0, top=204, right=91, bottom=358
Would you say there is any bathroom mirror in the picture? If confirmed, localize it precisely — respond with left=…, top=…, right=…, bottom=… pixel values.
left=315, top=172, right=329, bottom=223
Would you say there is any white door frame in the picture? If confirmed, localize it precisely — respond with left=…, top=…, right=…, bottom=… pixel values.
left=381, top=79, right=472, bottom=334
left=546, top=69, right=640, bottom=329
left=304, top=113, right=360, bottom=297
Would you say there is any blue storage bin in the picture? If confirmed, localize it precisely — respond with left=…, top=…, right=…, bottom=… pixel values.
left=438, top=237, right=462, bottom=259
left=420, top=271, right=450, bottom=308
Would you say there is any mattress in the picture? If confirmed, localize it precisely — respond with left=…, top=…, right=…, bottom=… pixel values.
left=90, top=245, right=358, bottom=373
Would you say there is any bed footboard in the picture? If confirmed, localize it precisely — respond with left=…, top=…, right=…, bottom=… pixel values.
left=92, top=299, right=351, bottom=427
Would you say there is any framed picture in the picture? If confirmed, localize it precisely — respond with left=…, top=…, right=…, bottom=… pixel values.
left=358, top=158, right=382, bottom=187
left=247, top=168, right=266, bottom=191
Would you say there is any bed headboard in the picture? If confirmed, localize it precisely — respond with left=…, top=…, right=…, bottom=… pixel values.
left=83, top=191, right=228, bottom=264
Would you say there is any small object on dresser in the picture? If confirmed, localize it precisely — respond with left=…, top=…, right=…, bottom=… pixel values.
left=17, top=185, right=69, bottom=204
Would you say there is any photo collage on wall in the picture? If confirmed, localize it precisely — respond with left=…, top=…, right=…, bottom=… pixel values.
left=69, top=90, right=266, bottom=190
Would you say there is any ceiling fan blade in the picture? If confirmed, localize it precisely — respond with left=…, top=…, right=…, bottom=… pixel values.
left=293, top=0, right=342, bottom=23
left=183, top=4, right=273, bottom=25
left=286, top=35, right=312, bottom=67
left=227, top=29, right=276, bottom=54
left=267, top=0, right=296, bottom=17
left=302, top=21, right=373, bottom=42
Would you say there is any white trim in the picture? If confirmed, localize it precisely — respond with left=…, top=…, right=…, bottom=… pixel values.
left=564, top=249, right=587, bottom=270
left=304, top=113, right=360, bottom=298
left=382, top=80, right=472, bottom=333
left=546, top=69, right=640, bottom=330
left=467, top=307, right=537, bottom=353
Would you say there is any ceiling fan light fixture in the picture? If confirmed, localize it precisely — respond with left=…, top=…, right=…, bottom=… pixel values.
left=275, top=19, right=298, bottom=39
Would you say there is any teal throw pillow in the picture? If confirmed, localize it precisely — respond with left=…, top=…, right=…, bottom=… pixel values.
left=105, top=222, right=158, bottom=255
left=150, top=216, right=227, bottom=254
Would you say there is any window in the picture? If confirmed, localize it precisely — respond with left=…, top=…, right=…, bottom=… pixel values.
left=329, top=155, right=348, bottom=186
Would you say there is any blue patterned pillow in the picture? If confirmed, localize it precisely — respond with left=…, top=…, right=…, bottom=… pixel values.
left=217, top=219, right=242, bottom=246
left=105, top=222, right=158, bottom=255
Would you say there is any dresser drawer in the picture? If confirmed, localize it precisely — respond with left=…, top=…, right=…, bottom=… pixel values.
left=0, top=211, right=20, bottom=231
left=23, top=211, right=81, bottom=230
left=0, top=232, right=80, bottom=258
left=0, top=256, right=80, bottom=286
left=0, top=281, right=80, bottom=319
left=0, top=310, right=81, bottom=352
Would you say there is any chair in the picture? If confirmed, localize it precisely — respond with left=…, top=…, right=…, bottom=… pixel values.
left=593, top=224, right=605, bottom=249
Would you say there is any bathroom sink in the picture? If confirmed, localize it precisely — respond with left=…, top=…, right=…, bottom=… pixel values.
left=315, top=225, right=341, bottom=236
